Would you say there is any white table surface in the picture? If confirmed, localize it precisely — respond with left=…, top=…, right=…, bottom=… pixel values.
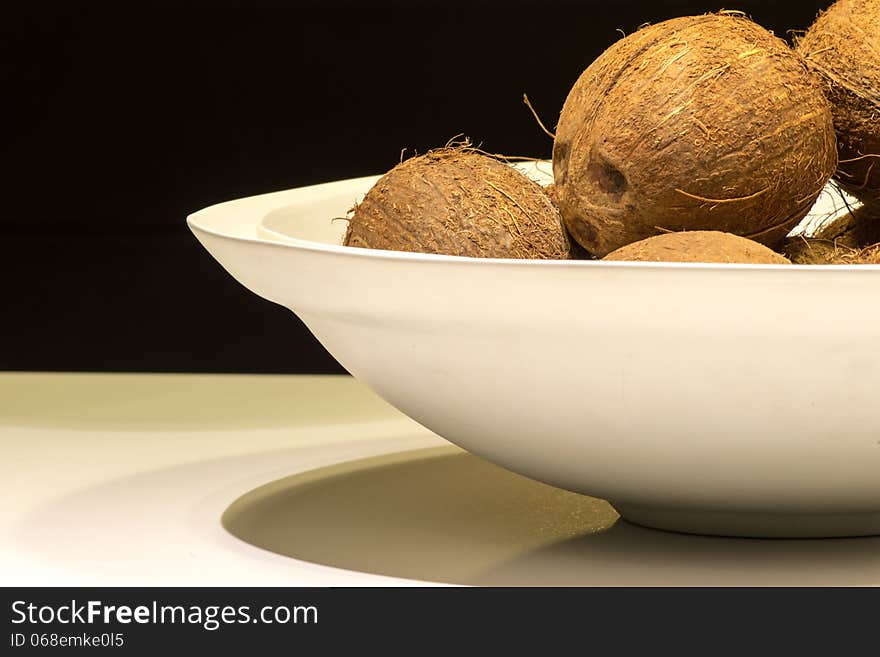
left=0, top=373, right=445, bottom=586
left=2, top=373, right=878, bottom=587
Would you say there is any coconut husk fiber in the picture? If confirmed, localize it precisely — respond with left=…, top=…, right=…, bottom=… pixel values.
left=603, top=230, right=791, bottom=264
left=782, top=201, right=880, bottom=263
left=344, top=148, right=571, bottom=259
left=783, top=239, right=880, bottom=264
left=797, top=0, right=880, bottom=207
left=553, top=12, right=837, bottom=257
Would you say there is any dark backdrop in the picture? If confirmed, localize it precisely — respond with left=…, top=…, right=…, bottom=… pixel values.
left=3, top=0, right=827, bottom=373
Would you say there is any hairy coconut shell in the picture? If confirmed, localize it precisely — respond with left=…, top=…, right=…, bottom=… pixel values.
left=603, top=231, right=791, bottom=264
left=344, top=149, right=571, bottom=259
left=855, top=244, right=880, bottom=263
left=797, top=0, right=880, bottom=206
left=553, top=13, right=837, bottom=257
left=851, top=243, right=880, bottom=263
left=783, top=238, right=880, bottom=264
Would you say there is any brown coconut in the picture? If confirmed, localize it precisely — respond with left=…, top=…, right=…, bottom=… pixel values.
left=603, top=231, right=791, bottom=264
left=797, top=0, right=880, bottom=207
left=343, top=149, right=571, bottom=259
left=553, top=12, right=837, bottom=257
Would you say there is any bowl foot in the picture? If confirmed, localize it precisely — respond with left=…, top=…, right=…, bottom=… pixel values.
left=614, top=504, right=880, bottom=538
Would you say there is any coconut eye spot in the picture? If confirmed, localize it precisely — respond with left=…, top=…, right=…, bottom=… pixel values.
left=586, top=157, right=628, bottom=199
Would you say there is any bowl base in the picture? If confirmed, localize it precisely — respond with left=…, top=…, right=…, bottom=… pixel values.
left=614, top=504, right=880, bottom=538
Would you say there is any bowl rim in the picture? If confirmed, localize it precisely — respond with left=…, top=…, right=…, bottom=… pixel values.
left=186, top=172, right=880, bottom=274
left=188, top=212, right=880, bottom=273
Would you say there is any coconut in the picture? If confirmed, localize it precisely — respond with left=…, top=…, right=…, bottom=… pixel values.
left=602, top=231, right=791, bottom=264
left=553, top=12, right=837, bottom=257
left=343, top=149, right=571, bottom=259
left=797, top=0, right=880, bottom=207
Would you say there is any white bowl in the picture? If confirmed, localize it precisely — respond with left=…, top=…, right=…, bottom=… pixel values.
left=188, top=164, right=880, bottom=538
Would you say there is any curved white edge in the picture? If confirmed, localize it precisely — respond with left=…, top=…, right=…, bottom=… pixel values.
left=187, top=170, right=879, bottom=273
left=189, top=217, right=880, bottom=273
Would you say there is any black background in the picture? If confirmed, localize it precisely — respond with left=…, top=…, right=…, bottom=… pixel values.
left=3, top=0, right=828, bottom=373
